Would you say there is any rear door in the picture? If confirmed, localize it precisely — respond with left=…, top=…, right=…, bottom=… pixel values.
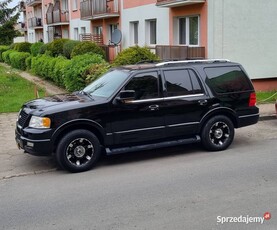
left=161, top=68, right=210, bottom=138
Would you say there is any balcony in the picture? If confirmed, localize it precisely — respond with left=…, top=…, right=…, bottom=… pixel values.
left=156, top=0, right=205, bottom=7
left=80, top=0, right=119, bottom=20
left=28, top=17, right=43, bottom=29
left=26, top=0, right=42, bottom=7
left=47, top=10, right=69, bottom=25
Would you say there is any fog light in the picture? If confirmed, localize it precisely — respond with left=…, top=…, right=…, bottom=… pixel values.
left=27, top=142, right=34, bottom=147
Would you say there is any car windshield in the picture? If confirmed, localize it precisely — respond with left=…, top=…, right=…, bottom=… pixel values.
left=83, top=69, right=130, bottom=98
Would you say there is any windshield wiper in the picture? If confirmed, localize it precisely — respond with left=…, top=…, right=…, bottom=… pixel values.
left=79, top=90, right=94, bottom=100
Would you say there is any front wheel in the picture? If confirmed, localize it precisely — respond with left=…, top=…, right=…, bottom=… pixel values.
left=55, top=130, right=101, bottom=173
left=201, top=115, right=234, bottom=151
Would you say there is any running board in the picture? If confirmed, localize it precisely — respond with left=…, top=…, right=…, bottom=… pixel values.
left=105, top=135, right=200, bottom=155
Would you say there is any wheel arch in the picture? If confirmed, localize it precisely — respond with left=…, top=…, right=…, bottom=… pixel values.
left=51, top=119, right=105, bottom=153
left=198, top=107, right=238, bottom=133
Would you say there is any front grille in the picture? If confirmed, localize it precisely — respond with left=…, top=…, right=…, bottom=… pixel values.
left=18, top=110, right=29, bottom=127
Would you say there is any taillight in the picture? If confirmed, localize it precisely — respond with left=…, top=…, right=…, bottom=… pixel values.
left=249, top=92, right=256, bottom=107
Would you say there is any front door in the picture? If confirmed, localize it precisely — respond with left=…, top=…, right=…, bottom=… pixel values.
left=111, top=71, right=165, bottom=145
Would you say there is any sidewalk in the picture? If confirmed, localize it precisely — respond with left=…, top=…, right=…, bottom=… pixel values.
left=0, top=64, right=276, bottom=180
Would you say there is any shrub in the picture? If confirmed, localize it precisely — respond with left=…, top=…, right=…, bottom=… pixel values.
left=64, top=53, right=106, bottom=91
left=39, top=43, right=50, bottom=54
left=31, top=54, right=53, bottom=78
left=2, top=50, right=15, bottom=65
left=48, top=38, right=69, bottom=57
left=30, top=42, right=44, bottom=56
left=14, top=42, right=32, bottom=53
left=63, top=40, right=81, bottom=59
left=0, top=45, right=9, bottom=62
left=71, top=41, right=105, bottom=59
left=25, top=55, right=32, bottom=70
left=53, top=57, right=71, bottom=87
left=9, top=51, right=30, bottom=70
left=85, top=62, right=110, bottom=84
left=112, top=46, right=159, bottom=66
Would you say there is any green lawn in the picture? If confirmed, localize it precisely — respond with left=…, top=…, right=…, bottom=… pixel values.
left=0, top=66, right=45, bottom=113
left=256, top=91, right=277, bottom=104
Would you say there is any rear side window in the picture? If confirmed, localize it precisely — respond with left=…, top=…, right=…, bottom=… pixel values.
left=163, top=69, right=204, bottom=97
left=204, top=66, right=252, bottom=94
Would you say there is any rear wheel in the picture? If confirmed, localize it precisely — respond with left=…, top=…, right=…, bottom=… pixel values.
left=201, top=115, right=234, bottom=151
left=55, top=130, right=101, bottom=172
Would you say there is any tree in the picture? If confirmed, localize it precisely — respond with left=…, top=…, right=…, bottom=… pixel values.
left=0, top=0, right=20, bottom=45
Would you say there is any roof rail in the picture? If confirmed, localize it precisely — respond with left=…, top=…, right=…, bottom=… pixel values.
left=156, top=59, right=230, bottom=67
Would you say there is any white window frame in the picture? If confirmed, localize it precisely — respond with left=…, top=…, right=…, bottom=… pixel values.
left=177, top=15, right=200, bottom=46
left=145, top=19, right=157, bottom=46
left=74, top=27, right=79, bottom=40
left=72, top=0, right=78, bottom=11
left=130, top=21, right=139, bottom=45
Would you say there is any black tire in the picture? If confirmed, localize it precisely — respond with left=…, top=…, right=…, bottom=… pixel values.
left=55, top=129, right=101, bottom=173
left=201, top=115, right=234, bottom=151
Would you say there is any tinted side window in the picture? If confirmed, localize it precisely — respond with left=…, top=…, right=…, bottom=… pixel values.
left=189, top=70, right=204, bottom=94
left=164, top=69, right=203, bottom=96
left=125, top=72, right=159, bottom=100
left=204, top=66, right=252, bottom=94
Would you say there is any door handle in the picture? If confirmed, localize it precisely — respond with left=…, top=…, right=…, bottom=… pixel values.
left=148, top=105, right=159, bottom=111
left=198, top=100, right=207, bottom=106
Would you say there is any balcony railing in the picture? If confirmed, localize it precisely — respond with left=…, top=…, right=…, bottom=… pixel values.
left=26, top=0, right=42, bottom=7
left=156, top=0, right=205, bottom=7
left=155, top=45, right=205, bottom=60
left=47, top=10, right=69, bottom=25
left=28, top=17, right=43, bottom=28
left=80, top=0, right=119, bottom=20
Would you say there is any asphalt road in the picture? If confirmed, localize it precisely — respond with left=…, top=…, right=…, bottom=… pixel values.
left=0, top=120, right=277, bottom=230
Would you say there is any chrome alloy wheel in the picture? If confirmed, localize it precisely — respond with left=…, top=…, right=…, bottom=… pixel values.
left=66, top=138, right=94, bottom=167
left=209, top=121, right=230, bottom=146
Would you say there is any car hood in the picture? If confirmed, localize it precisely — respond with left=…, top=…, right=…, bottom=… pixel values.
left=23, top=93, right=101, bottom=114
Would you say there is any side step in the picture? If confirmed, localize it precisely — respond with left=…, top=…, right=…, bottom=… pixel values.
left=105, top=135, right=200, bottom=155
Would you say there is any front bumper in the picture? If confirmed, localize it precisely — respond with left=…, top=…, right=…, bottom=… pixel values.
left=15, top=127, right=53, bottom=156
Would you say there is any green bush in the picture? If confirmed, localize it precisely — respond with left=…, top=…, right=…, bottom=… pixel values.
left=71, top=41, right=105, bottom=59
left=25, top=55, right=32, bottom=70
left=0, top=45, right=9, bottom=62
left=2, top=50, right=15, bottom=65
left=112, top=46, right=159, bottom=66
left=85, top=62, right=110, bottom=84
left=53, top=57, right=71, bottom=87
left=9, top=51, right=30, bottom=70
left=31, top=54, right=53, bottom=79
left=30, top=42, right=44, bottom=56
left=39, top=43, right=51, bottom=55
left=14, top=42, right=32, bottom=53
left=9, top=43, right=17, bottom=50
left=63, top=40, right=81, bottom=59
left=48, top=38, right=69, bottom=57
left=64, top=53, right=106, bottom=91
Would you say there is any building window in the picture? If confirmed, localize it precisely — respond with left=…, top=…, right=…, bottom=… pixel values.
left=95, top=26, right=102, bottom=35
left=72, top=0, right=77, bottom=11
left=178, top=16, right=199, bottom=46
left=130, top=21, right=139, bottom=45
left=74, top=27, right=78, bottom=40
left=146, top=19, right=157, bottom=45
left=81, top=27, right=86, bottom=35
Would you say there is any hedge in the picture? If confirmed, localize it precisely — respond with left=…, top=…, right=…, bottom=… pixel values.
left=71, top=41, right=105, bottom=59
left=14, top=42, right=32, bottom=53
left=64, top=53, right=106, bottom=91
left=63, top=40, right=81, bottom=59
left=0, top=45, right=9, bottom=62
left=2, top=50, right=15, bottom=65
left=9, top=51, right=30, bottom=70
left=31, top=42, right=44, bottom=56
left=48, top=38, right=69, bottom=57
left=112, top=46, right=159, bottom=66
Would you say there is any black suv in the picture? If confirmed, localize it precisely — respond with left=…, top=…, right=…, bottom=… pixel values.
left=15, top=59, right=259, bottom=172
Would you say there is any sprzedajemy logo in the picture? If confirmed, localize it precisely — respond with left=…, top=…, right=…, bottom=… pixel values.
left=217, top=212, right=271, bottom=225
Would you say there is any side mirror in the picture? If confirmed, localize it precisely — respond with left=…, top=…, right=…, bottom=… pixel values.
left=117, top=90, right=135, bottom=103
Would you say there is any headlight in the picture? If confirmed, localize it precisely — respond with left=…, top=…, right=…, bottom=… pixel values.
left=29, top=116, right=51, bottom=129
